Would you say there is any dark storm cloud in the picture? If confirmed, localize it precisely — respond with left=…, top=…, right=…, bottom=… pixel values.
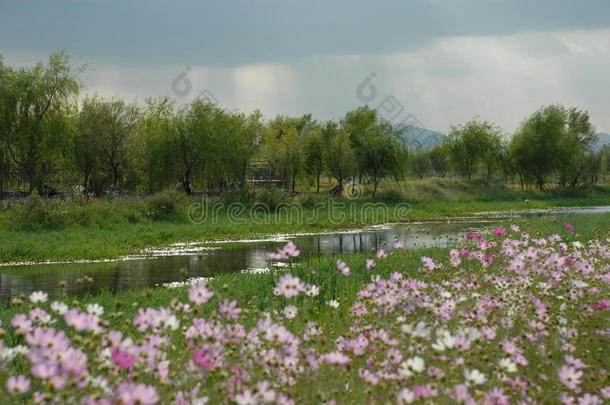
left=1, top=0, right=609, bottom=67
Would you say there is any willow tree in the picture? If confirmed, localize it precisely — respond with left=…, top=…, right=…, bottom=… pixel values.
left=74, top=97, right=140, bottom=191
left=0, top=51, right=81, bottom=193
left=446, top=120, right=502, bottom=180
left=139, top=97, right=179, bottom=193
left=510, top=105, right=596, bottom=190
left=342, top=107, right=407, bottom=196
left=304, top=124, right=324, bottom=193
left=323, top=121, right=356, bottom=194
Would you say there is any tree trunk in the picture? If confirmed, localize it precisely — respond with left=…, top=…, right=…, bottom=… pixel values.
left=537, top=176, right=544, bottom=191
left=316, top=173, right=320, bottom=194
left=83, top=171, right=90, bottom=191
left=112, top=163, right=120, bottom=188
left=372, top=175, right=378, bottom=197
left=519, top=173, right=524, bottom=190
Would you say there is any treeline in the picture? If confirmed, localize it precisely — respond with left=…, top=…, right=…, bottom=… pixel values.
left=411, top=115, right=608, bottom=189
left=1, top=52, right=608, bottom=198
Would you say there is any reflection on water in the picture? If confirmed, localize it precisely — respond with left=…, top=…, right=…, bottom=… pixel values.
left=1, top=205, right=608, bottom=302
left=0, top=221, right=481, bottom=302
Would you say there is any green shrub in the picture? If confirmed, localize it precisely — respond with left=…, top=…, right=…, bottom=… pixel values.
left=372, top=189, right=404, bottom=203
left=144, top=189, right=186, bottom=219
left=296, top=193, right=327, bottom=209
left=256, top=187, right=289, bottom=211
left=14, top=195, right=68, bottom=230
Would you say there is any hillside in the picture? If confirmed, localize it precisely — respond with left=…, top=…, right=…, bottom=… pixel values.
left=394, top=124, right=446, bottom=150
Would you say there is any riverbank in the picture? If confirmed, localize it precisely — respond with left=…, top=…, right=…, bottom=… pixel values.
left=1, top=215, right=608, bottom=403
left=1, top=189, right=610, bottom=263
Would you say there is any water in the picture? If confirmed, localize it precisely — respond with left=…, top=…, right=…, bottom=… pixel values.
left=1, top=205, right=608, bottom=302
left=0, top=221, right=484, bottom=302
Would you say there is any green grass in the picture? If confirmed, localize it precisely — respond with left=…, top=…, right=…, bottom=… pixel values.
left=3, top=212, right=608, bottom=321
left=1, top=182, right=609, bottom=263
left=1, top=213, right=607, bottom=403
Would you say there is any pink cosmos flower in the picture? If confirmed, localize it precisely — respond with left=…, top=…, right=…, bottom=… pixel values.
left=11, top=314, right=33, bottom=334
left=267, top=241, right=300, bottom=260
left=283, top=305, right=297, bottom=319
left=336, top=260, right=351, bottom=276
left=590, top=299, right=610, bottom=311
left=564, top=222, right=575, bottom=232
left=6, top=375, right=30, bottom=395
left=114, top=383, right=159, bottom=405
left=493, top=227, right=507, bottom=236
left=274, top=274, right=303, bottom=298
left=365, top=258, right=376, bottom=270
left=188, top=281, right=214, bottom=305
left=465, top=232, right=482, bottom=240
left=111, top=347, right=134, bottom=370
left=31, top=363, right=58, bottom=379
left=420, top=256, right=440, bottom=271
left=192, top=349, right=214, bottom=371
left=577, top=394, right=602, bottom=405
left=412, top=385, right=437, bottom=398
left=558, top=365, right=583, bottom=391
left=322, top=351, right=350, bottom=365
left=485, top=387, right=510, bottom=405
left=218, top=298, right=242, bottom=320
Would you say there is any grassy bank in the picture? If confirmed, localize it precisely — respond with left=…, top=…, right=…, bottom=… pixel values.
left=3, top=212, right=609, bottom=317
left=1, top=216, right=608, bottom=403
left=1, top=182, right=609, bottom=263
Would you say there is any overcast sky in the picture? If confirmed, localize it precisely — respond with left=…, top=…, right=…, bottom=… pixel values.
left=1, top=0, right=609, bottom=134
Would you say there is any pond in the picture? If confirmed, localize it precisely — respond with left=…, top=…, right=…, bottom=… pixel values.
left=1, top=206, right=608, bottom=303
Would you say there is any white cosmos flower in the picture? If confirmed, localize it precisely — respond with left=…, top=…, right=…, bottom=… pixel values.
left=464, top=368, right=487, bottom=385
left=12, top=345, right=28, bottom=356
left=498, top=358, right=517, bottom=373
left=397, top=388, right=416, bottom=404
left=398, top=356, right=426, bottom=378
left=458, top=327, right=482, bottom=342
left=0, top=348, right=16, bottom=362
left=401, top=321, right=430, bottom=338
left=305, top=284, right=320, bottom=297
left=405, top=356, right=425, bottom=373
left=51, top=301, right=68, bottom=315
left=162, top=315, right=180, bottom=331
left=327, top=300, right=340, bottom=309
left=432, top=330, right=455, bottom=351
left=86, top=303, right=105, bottom=316
left=29, top=291, right=48, bottom=304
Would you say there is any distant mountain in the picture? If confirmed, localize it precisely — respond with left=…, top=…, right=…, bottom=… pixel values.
left=394, top=124, right=446, bottom=150
left=593, top=132, right=610, bottom=151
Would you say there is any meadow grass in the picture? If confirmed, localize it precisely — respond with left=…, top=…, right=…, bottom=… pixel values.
left=1, top=183, right=609, bottom=263
left=3, top=212, right=608, bottom=323
left=0, top=213, right=608, bottom=403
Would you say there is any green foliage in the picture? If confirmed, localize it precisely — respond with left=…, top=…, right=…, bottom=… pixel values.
left=0, top=51, right=81, bottom=193
left=428, top=144, right=450, bottom=178
left=342, top=107, right=407, bottom=196
left=0, top=52, right=608, bottom=202
left=13, top=194, right=68, bottom=230
left=256, top=187, right=290, bottom=211
left=510, top=105, right=597, bottom=190
left=144, top=189, right=186, bottom=219
left=371, top=189, right=404, bottom=203
left=322, top=121, right=356, bottom=191
left=409, top=149, right=432, bottom=179
left=446, top=119, right=503, bottom=180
